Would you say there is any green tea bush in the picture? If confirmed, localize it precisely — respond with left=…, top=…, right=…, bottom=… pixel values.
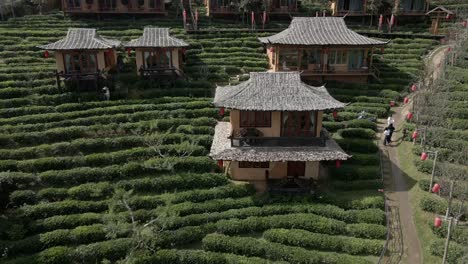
left=263, top=228, right=384, bottom=255
left=338, top=128, right=375, bottom=139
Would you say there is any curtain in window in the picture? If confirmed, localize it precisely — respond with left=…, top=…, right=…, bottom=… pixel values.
left=144, top=50, right=171, bottom=68
left=349, top=0, right=362, bottom=11
left=402, top=0, right=412, bottom=11
left=348, top=50, right=364, bottom=70
left=282, top=112, right=316, bottom=137
left=413, top=0, right=424, bottom=11
left=338, top=0, right=346, bottom=11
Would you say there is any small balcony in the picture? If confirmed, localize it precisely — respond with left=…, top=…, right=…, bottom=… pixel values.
left=139, top=67, right=186, bottom=80
left=55, top=70, right=100, bottom=81
left=230, top=128, right=327, bottom=147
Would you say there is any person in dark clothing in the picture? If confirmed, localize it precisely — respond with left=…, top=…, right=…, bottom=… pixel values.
left=383, top=128, right=390, bottom=146
left=387, top=123, right=395, bottom=142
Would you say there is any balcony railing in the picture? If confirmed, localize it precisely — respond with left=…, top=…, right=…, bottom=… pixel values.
left=56, top=70, right=100, bottom=81
left=229, top=128, right=328, bottom=147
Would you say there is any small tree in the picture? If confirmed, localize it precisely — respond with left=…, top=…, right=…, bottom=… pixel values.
left=366, top=0, right=382, bottom=27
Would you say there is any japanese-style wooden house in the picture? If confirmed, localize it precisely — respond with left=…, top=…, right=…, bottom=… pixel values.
left=124, top=27, right=189, bottom=80
left=331, top=0, right=368, bottom=16
left=210, top=72, right=350, bottom=192
left=206, top=0, right=298, bottom=16
left=426, top=6, right=454, bottom=35
left=38, top=28, right=120, bottom=89
left=258, top=17, right=388, bottom=83
left=394, top=0, right=429, bottom=16
left=61, top=0, right=167, bottom=15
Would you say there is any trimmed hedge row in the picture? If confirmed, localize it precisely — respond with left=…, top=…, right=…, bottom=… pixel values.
left=430, top=239, right=465, bottom=264
left=263, top=228, right=384, bottom=255
left=202, top=234, right=372, bottom=264
left=338, top=128, right=375, bottom=139
left=335, top=138, right=379, bottom=153
left=329, top=165, right=380, bottom=180
left=133, top=249, right=279, bottom=264
left=419, top=195, right=467, bottom=220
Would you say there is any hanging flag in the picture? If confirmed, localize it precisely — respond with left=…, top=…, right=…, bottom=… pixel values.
left=195, top=9, right=199, bottom=25
left=262, top=10, right=267, bottom=29
left=378, top=14, right=383, bottom=31
left=183, top=9, right=187, bottom=27
left=390, top=14, right=395, bottom=26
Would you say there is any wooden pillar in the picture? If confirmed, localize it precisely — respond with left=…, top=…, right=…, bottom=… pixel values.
left=322, top=47, right=328, bottom=73
left=369, top=47, right=374, bottom=70
left=274, top=46, right=280, bottom=71
left=363, top=48, right=368, bottom=67
left=297, top=48, right=301, bottom=71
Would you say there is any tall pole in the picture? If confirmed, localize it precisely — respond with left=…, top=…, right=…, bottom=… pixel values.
left=442, top=216, right=453, bottom=264
left=429, top=151, right=438, bottom=192
left=445, top=180, right=454, bottom=219
left=10, top=0, right=15, bottom=18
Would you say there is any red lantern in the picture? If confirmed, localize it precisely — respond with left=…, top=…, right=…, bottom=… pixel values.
left=182, top=48, right=187, bottom=55
left=432, top=183, right=440, bottom=193
left=217, top=160, right=223, bottom=168
left=434, top=217, right=442, bottom=228
left=127, top=48, right=131, bottom=56
left=407, top=112, right=413, bottom=120
left=332, top=111, right=338, bottom=120
left=335, top=160, right=341, bottom=168
left=411, top=84, right=417, bottom=92
left=447, top=47, right=452, bottom=52
left=44, top=50, right=49, bottom=58
left=420, top=152, right=428, bottom=161
left=390, top=101, right=395, bottom=107
left=219, top=107, right=225, bottom=116
left=411, top=130, right=418, bottom=139
left=403, top=97, right=409, bottom=104
left=268, top=47, right=275, bottom=53
left=462, top=20, right=467, bottom=28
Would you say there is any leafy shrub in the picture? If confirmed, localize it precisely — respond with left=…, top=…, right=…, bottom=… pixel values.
left=202, top=234, right=372, bottom=264
left=329, top=165, right=380, bottom=180
left=9, top=190, right=37, bottom=206
left=338, top=128, right=375, bottom=139
left=430, top=239, right=465, bottom=264
left=346, top=119, right=377, bottom=131
left=335, top=138, right=378, bottom=153
left=263, top=228, right=384, bottom=255
left=345, top=223, right=387, bottom=239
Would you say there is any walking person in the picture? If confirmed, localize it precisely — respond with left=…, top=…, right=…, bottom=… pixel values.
left=383, top=127, right=391, bottom=146
left=387, top=115, right=394, bottom=126
left=387, top=123, right=395, bottom=142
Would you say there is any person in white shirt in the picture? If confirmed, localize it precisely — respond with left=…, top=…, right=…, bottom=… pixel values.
left=383, top=128, right=391, bottom=146
left=387, top=115, right=394, bottom=126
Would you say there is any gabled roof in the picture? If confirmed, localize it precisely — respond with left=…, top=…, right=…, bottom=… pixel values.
left=426, top=6, right=454, bottom=15
left=258, top=17, right=388, bottom=46
left=210, top=122, right=350, bottom=162
left=38, top=28, right=120, bottom=50
left=124, top=28, right=189, bottom=48
left=214, top=72, right=345, bottom=111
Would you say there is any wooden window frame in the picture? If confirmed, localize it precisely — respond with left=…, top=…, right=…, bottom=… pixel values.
left=240, top=111, right=271, bottom=128
left=281, top=111, right=318, bottom=137
left=143, top=49, right=173, bottom=69
left=238, top=161, right=269, bottom=168
left=62, top=51, right=98, bottom=73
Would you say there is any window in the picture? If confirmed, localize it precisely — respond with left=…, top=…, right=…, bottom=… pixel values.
left=67, top=0, right=81, bottom=8
left=239, top=161, right=269, bottom=168
left=328, top=50, right=347, bottom=65
left=63, top=52, right=97, bottom=73
left=99, top=0, right=116, bottom=9
left=240, top=111, right=271, bottom=127
left=279, top=49, right=298, bottom=70
left=149, top=0, right=162, bottom=9
left=348, top=50, right=364, bottom=70
left=282, top=111, right=317, bottom=137
left=144, top=49, right=172, bottom=68
left=300, top=49, right=321, bottom=70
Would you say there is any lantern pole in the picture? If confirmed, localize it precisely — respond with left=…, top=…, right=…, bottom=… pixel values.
left=442, top=217, right=453, bottom=264
left=444, top=180, right=454, bottom=219
left=426, top=150, right=438, bottom=192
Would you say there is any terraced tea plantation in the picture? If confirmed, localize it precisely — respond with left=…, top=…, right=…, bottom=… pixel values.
left=0, top=13, right=438, bottom=264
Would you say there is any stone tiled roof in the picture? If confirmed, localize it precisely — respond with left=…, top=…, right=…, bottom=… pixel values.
left=214, top=72, right=345, bottom=111
left=38, top=28, right=120, bottom=50
left=209, top=122, right=350, bottom=162
left=124, top=28, right=189, bottom=48
left=258, top=17, right=388, bottom=46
